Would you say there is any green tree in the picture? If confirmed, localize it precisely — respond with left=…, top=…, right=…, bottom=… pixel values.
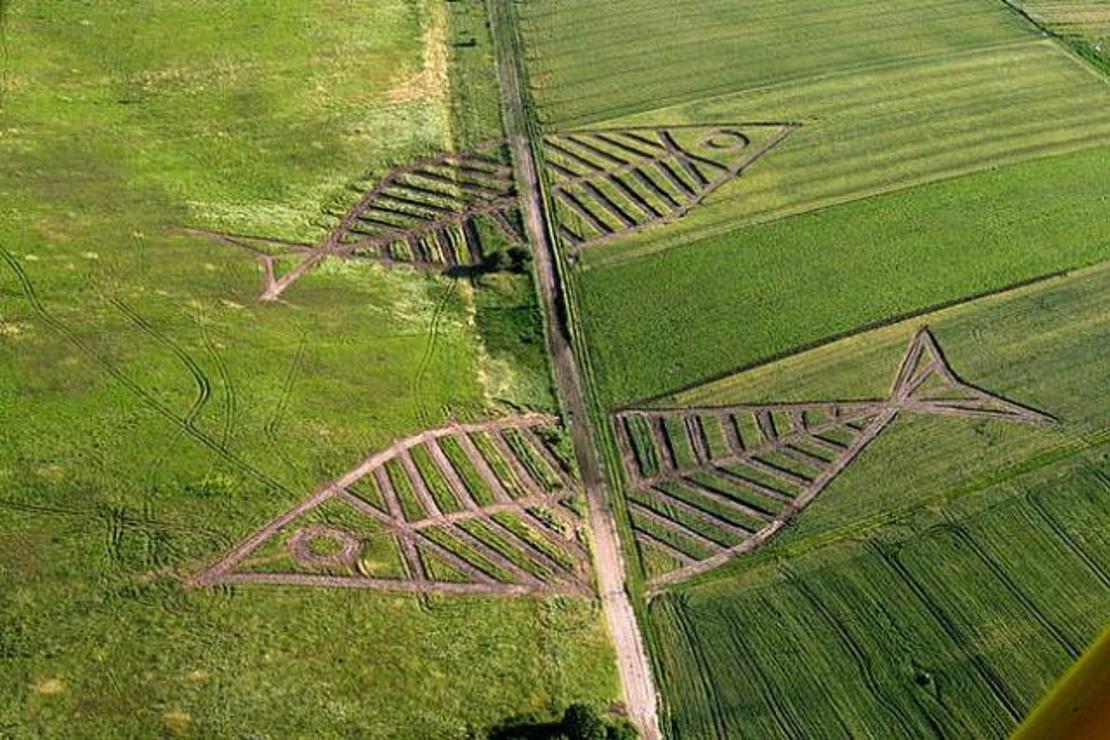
left=563, top=704, right=606, bottom=740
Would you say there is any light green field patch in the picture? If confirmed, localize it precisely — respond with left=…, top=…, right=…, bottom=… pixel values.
left=0, top=1, right=618, bottom=736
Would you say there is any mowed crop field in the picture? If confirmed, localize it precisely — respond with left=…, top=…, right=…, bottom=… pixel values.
left=522, top=0, right=1110, bottom=406
left=521, top=0, right=1110, bottom=268
left=576, top=39, right=1110, bottom=266
left=643, top=261, right=1110, bottom=737
left=520, top=0, right=1037, bottom=128
left=0, top=1, right=617, bottom=736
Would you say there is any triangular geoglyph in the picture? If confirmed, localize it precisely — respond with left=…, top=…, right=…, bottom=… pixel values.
left=190, top=414, right=593, bottom=597
left=543, top=123, right=796, bottom=251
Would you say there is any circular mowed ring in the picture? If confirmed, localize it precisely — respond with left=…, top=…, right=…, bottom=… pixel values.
left=703, top=129, right=750, bottom=151
left=288, top=526, right=361, bottom=568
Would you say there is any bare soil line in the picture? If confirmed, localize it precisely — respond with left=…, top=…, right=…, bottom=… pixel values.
left=188, top=413, right=593, bottom=597
left=618, top=328, right=1055, bottom=593
left=486, top=1, right=662, bottom=736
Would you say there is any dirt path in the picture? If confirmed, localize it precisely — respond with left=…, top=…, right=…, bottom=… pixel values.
left=485, top=3, right=661, bottom=737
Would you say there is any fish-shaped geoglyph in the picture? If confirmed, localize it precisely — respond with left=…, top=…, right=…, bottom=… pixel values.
left=613, top=328, right=1054, bottom=591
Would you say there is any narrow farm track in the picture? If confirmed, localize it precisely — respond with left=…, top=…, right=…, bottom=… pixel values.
left=486, top=2, right=662, bottom=736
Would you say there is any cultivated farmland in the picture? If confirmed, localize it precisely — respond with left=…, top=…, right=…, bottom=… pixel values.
left=641, top=262, right=1110, bottom=737
left=520, top=0, right=1037, bottom=127
left=580, top=144, right=1110, bottom=405
left=6, top=0, right=1110, bottom=737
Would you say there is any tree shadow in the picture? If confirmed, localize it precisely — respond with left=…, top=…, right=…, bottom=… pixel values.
left=487, top=716, right=564, bottom=740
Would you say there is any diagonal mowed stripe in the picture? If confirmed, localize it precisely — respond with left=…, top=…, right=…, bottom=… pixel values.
left=521, top=0, right=1039, bottom=127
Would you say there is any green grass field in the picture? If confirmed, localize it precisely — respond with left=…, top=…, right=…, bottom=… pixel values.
left=0, top=1, right=617, bottom=736
left=642, top=262, right=1110, bottom=737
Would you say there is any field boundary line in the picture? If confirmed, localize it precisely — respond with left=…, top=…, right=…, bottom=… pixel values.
left=486, top=1, right=662, bottom=736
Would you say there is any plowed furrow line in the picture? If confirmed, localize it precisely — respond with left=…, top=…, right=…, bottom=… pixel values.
left=559, top=223, right=585, bottom=246
left=747, top=457, right=811, bottom=487
left=426, top=438, right=479, bottom=511
left=632, top=167, right=681, bottom=209
left=686, top=414, right=709, bottom=464
left=629, top=502, right=727, bottom=551
left=635, top=530, right=696, bottom=565
left=557, top=187, right=614, bottom=235
left=485, top=516, right=572, bottom=581
left=455, top=433, right=512, bottom=502
left=519, top=427, right=577, bottom=489
left=410, top=168, right=505, bottom=198
left=653, top=417, right=677, bottom=470
left=645, top=485, right=753, bottom=538
left=414, top=531, right=498, bottom=585
left=582, top=180, right=638, bottom=228
left=449, top=524, right=543, bottom=586
left=489, top=431, right=541, bottom=495
left=781, top=444, right=831, bottom=469
left=545, top=138, right=606, bottom=171
left=654, top=160, right=696, bottom=196
left=713, top=467, right=792, bottom=504
left=593, top=132, right=658, bottom=159
left=682, top=475, right=774, bottom=522
left=609, top=172, right=664, bottom=219
left=565, top=134, right=631, bottom=166
left=720, top=413, right=744, bottom=452
left=619, top=129, right=667, bottom=151
left=398, top=449, right=442, bottom=519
